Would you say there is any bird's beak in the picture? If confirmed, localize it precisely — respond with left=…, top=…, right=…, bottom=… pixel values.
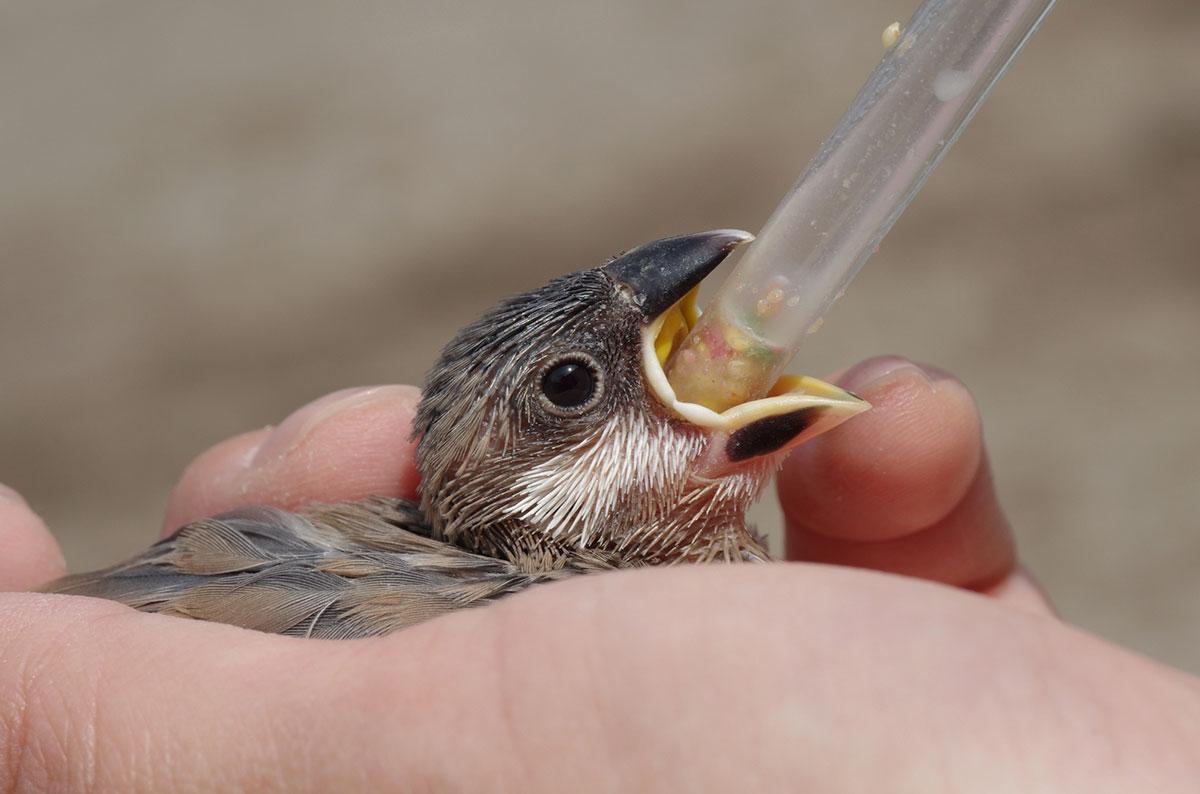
left=604, top=230, right=755, bottom=322
left=609, top=230, right=871, bottom=477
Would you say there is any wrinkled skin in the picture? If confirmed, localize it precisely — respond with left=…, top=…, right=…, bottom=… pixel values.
left=2, top=357, right=1197, bottom=793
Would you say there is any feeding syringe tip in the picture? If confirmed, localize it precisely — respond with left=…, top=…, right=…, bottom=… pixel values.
left=666, top=0, right=1056, bottom=412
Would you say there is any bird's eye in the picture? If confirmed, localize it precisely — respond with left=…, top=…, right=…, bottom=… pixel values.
left=542, top=359, right=598, bottom=411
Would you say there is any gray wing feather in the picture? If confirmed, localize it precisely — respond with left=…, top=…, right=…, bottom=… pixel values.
left=45, top=497, right=545, bottom=637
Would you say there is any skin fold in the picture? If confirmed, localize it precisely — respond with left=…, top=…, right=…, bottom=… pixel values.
left=1, top=357, right=1197, bottom=792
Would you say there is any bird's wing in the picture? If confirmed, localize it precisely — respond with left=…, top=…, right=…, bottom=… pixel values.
left=45, top=497, right=543, bottom=637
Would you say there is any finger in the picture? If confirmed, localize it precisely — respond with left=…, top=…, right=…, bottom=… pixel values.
left=0, top=591, right=524, bottom=793
left=163, top=385, right=421, bottom=533
left=788, top=455, right=1016, bottom=589
left=0, top=485, right=67, bottom=590
left=781, top=356, right=1015, bottom=590
left=0, top=594, right=365, bottom=793
left=4, top=566, right=1192, bottom=793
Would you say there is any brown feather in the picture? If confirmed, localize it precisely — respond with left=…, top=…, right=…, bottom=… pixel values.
left=45, top=497, right=581, bottom=638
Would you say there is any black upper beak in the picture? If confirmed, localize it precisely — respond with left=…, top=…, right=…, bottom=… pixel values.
left=603, top=229, right=753, bottom=322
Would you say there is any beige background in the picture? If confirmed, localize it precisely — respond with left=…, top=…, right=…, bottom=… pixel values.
left=2, top=1, right=1198, bottom=672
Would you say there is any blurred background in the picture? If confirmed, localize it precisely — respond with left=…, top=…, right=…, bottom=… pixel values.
left=2, top=1, right=1197, bottom=671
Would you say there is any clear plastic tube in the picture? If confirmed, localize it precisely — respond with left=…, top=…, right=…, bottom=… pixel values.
left=666, top=0, right=1056, bottom=411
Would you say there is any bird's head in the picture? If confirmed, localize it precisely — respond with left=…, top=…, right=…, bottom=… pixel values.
left=413, top=231, right=869, bottom=566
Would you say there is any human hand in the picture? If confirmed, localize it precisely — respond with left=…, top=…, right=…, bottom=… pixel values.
left=2, top=359, right=1196, bottom=792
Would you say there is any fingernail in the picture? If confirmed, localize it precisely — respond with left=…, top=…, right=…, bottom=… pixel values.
left=915, top=362, right=957, bottom=385
left=252, top=386, right=387, bottom=466
left=838, top=356, right=935, bottom=394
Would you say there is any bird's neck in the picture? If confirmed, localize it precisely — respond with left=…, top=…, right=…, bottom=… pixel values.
left=420, top=411, right=781, bottom=569
left=606, top=465, right=778, bottom=565
left=455, top=516, right=772, bottom=571
left=427, top=460, right=778, bottom=569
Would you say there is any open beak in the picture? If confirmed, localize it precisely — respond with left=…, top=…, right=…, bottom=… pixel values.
left=605, top=230, right=870, bottom=476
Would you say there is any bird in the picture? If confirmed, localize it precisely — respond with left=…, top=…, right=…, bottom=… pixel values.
left=45, top=230, right=869, bottom=638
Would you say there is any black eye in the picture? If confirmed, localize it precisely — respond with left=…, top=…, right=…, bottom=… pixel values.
left=542, top=361, right=596, bottom=409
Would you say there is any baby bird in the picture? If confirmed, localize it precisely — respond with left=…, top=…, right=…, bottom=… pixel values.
left=47, top=231, right=868, bottom=638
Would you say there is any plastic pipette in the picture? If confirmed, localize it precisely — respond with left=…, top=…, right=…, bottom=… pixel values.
left=666, top=0, right=1057, bottom=412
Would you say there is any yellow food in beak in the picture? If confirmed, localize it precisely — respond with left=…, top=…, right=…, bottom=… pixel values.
left=643, top=289, right=869, bottom=439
